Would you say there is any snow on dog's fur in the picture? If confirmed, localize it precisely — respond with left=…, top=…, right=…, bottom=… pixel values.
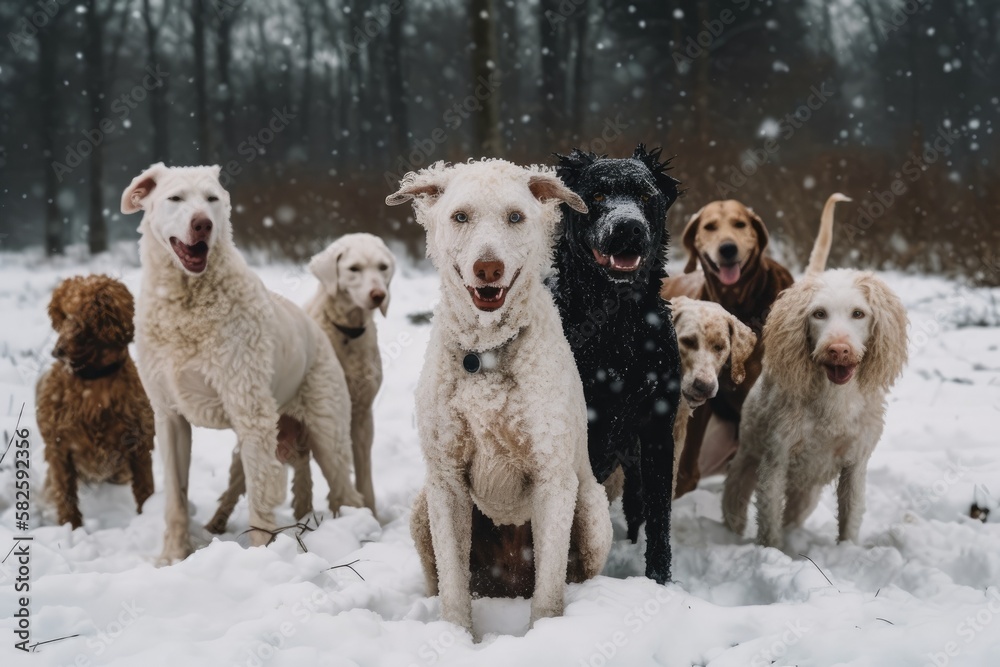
left=204, top=233, right=394, bottom=531
left=387, top=159, right=612, bottom=636
left=723, top=194, right=909, bottom=548
left=121, top=163, right=362, bottom=563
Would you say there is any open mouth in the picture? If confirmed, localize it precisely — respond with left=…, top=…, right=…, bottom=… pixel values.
left=170, top=238, right=209, bottom=274
left=682, top=391, right=709, bottom=407
left=466, top=269, right=521, bottom=312
left=592, top=248, right=643, bottom=273
left=824, top=363, right=857, bottom=385
left=704, top=255, right=742, bottom=286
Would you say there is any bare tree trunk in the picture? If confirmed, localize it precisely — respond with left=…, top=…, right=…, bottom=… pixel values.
left=470, top=0, right=501, bottom=156
left=570, top=0, right=590, bottom=140
left=297, top=0, right=314, bottom=158
left=216, top=2, right=240, bottom=154
left=142, top=0, right=169, bottom=163
left=38, top=22, right=63, bottom=256
left=539, top=0, right=563, bottom=142
left=191, top=0, right=212, bottom=160
left=385, top=2, right=409, bottom=157
left=84, top=0, right=108, bottom=254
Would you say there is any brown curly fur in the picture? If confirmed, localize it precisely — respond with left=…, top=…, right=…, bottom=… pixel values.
left=36, top=275, right=155, bottom=528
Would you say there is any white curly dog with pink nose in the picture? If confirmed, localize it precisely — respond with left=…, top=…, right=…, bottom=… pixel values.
left=387, top=159, right=612, bottom=636
left=122, top=163, right=362, bottom=564
left=723, top=194, right=909, bottom=549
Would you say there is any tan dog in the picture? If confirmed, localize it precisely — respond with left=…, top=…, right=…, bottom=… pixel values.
left=668, top=296, right=757, bottom=492
left=661, top=199, right=795, bottom=496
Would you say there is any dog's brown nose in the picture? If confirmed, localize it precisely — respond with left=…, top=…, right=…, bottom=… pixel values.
left=190, top=216, right=213, bottom=242
left=474, top=259, right=504, bottom=284
left=691, top=378, right=716, bottom=396
left=826, top=343, right=850, bottom=362
left=370, top=289, right=386, bottom=305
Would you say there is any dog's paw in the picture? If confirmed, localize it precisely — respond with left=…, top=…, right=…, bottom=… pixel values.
left=529, top=601, right=564, bottom=628
left=203, top=515, right=228, bottom=535
left=156, top=541, right=193, bottom=566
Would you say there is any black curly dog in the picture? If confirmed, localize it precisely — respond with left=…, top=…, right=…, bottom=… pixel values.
left=551, top=145, right=682, bottom=584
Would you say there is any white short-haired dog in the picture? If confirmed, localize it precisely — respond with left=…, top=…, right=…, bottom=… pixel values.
left=121, top=163, right=362, bottom=563
left=723, top=194, right=909, bottom=548
left=204, top=233, right=395, bottom=531
left=387, top=159, right=612, bottom=635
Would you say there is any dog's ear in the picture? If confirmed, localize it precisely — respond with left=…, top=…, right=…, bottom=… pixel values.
left=553, top=149, right=599, bottom=190
left=82, top=278, right=136, bottom=347
left=121, top=162, right=167, bottom=214
left=855, top=273, right=909, bottom=393
left=681, top=207, right=704, bottom=273
left=668, top=295, right=690, bottom=328
left=747, top=206, right=769, bottom=253
left=527, top=172, right=587, bottom=213
left=632, top=144, right=681, bottom=207
left=726, top=313, right=757, bottom=385
left=309, top=239, right=346, bottom=297
left=762, top=280, right=818, bottom=390
left=376, top=240, right=396, bottom=317
left=385, top=162, right=449, bottom=211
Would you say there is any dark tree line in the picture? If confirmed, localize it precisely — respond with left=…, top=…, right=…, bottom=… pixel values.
left=0, top=0, right=997, bottom=280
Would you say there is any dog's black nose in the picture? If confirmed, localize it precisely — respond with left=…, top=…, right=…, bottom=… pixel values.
left=719, top=242, right=738, bottom=261
left=692, top=378, right=715, bottom=396
left=190, top=216, right=213, bottom=242
left=621, top=219, right=645, bottom=238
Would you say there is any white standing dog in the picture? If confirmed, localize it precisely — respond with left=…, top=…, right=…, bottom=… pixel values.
left=204, top=233, right=394, bottom=530
left=121, top=163, right=362, bottom=563
left=387, top=159, right=612, bottom=635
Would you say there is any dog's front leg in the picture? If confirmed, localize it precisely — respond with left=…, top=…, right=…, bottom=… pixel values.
left=836, top=461, right=868, bottom=543
left=425, top=476, right=473, bottom=632
left=158, top=411, right=193, bottom=564
left=530, top=470, right=578, bottom=625
left=640, top=413, right=675, bottom=584
left=754, top=437, right=789, bottom=549
left=238, top=417, right=284, bottom=547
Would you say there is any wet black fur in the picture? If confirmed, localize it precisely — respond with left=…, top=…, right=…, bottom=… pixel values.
left=550, top=144, right=682, bottom=584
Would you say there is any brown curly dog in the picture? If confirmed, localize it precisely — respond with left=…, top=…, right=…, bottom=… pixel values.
left=36, top=275, right=155, bottom=528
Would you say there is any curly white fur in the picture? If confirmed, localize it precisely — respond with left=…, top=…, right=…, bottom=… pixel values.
left=387, top=159, right=611, bottom=635
left=122, top=163, right=362, bottom=563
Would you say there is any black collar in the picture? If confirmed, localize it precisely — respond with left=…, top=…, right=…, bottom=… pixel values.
left=332, top=321, right=367, bottom=340
left=72, top=359, right=125, bottom=380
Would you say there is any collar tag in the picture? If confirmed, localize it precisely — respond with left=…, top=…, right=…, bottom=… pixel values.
left=463, top=353, right=481, bottom=374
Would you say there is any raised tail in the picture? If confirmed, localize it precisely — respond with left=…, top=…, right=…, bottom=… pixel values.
left=805, top=192, right=852, bottom=276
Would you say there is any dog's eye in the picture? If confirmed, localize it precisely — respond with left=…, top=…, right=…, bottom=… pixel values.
left=508, top=211, right=523, bottom=224
left=207, top=195, right=219, bottom=202
left=593, top=194, right=604, bottom=202
left=349, top=265, right=361, bottom=273
left=641, top=194, right=650, bottom=203
left=453, top=211, right=469, bottom=223
left=813, top=309, right=827, bottom=319
left=713, top=343, right=725, bottom=353
left=378, top=263, right=389, bottom=271
left=703, top=222, right=717, bottom=231
left=168, top=195, right=182, bottom=202
left=734, top=221, right=747, bottom=229
left=852, top=309, right=866, bottom=319
left=679, top=336, right=698, bottom=350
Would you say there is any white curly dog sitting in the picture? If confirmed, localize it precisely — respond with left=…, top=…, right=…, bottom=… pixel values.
left=723, top=194, right=909, bottom=549
left=387, top=159, right=612, bottom=635
left=121, top=163, right=362, bottom=563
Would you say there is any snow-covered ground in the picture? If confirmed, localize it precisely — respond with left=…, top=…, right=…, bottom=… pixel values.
left=1, top=247, right=999, bottom=667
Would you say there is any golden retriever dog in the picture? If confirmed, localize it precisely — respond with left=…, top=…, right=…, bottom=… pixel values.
left=723, top=194, right=908, bottom=548
left=37, top=275, right=155, bottom=528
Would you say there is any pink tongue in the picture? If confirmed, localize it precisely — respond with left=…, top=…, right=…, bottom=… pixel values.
left=718, top=264, right=741, bottom=285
